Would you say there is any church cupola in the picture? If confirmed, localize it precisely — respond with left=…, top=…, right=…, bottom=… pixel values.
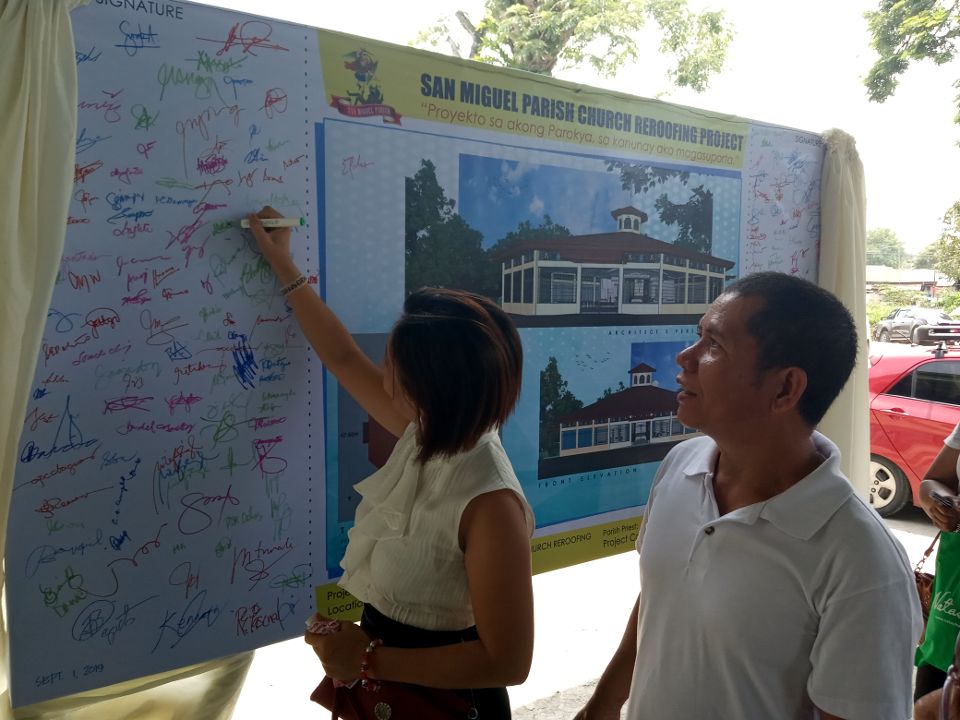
left=611, top=206, right=649, bottom=234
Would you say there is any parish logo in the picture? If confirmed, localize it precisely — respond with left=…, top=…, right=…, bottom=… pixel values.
left=330, top=49, right=401, bottom=125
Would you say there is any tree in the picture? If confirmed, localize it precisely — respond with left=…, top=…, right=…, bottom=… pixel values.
left=654, top=185, right=713, bottom=254
left=865, top=2, right=960, bottom=273
left=487, top=214, right=571, bottom=256
left=866, top=227, right=908, bottom=268
left=539, top=356, right=583, bottom=457
left=598, top=380, right=627, bottom=401
left=605, top=161, right=712, bottom=251
left=936, top=200, right=960, bottom=282
left=865, top=1, right=960, bottom=123
left=607, top=161, right=690, bottom=193
left=405, top=160, right=500, bottom=297
left=913, top=242, right=940, bottom=269
left=417, top=0, right=733, bottom=92
left=406, top=159, right=456, bottom=260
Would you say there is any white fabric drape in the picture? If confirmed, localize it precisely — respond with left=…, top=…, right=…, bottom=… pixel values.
left=0, top=2, right=252, bottom=718
left=0, top=0, right=84, bottom=711
left=816, top=128, right=870, bottom=499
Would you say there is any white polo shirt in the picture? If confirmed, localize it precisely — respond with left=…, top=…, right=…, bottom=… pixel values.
left=625, top=433, right=922, bottom=720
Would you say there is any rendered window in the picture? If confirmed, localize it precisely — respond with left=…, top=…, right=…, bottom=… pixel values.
left=623, top=269, right=659, bottom=304
left=662, top=270, right=686, bottom=304
left=577, top=427, right=593, bottom=447
left=580, top=268, right=620, bottom=311
left=709, top=277, right=724, bottom=301
left=609, top=422, right=629, bottom=443
left=652, top=419, right=674, bottom=437
left=523, top=268, right=534, bottom=303
left=539, top=268, right=577, bottom=303
left=688, top=274, right=707, bottom=304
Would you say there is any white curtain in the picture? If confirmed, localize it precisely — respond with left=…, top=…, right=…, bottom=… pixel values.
left=0, top=2, right=252, bottom=718
left=0, top=0, right=84, bottom=712
left=816, top=128, right=870, bottom=498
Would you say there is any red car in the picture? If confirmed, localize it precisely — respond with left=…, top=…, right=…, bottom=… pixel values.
left=869, top=342, right=960, bottom=516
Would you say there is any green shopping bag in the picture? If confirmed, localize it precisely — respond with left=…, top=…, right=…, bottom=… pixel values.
left=918, top=532, right=960, bottom=671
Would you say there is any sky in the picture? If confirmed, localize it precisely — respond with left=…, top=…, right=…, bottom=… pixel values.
left=192, top=0, right=960, bottom=255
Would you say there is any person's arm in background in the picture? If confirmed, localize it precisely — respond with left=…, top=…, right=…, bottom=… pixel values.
left=572, top=594, right=639, bottom=720
left=918, top=441, right=960, bottom=532
left=246, top=207, right=411, bottom=437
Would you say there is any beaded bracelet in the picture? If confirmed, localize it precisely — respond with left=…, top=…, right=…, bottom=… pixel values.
left=280, top=275, right=307, bottom=296
left=360, top=638, right=383, bottom=690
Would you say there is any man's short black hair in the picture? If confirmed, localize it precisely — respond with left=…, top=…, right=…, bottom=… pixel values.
left=723, top=272, right=858, bottom=427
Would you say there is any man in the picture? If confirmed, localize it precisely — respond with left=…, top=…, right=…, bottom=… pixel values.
left=576, top=272, right=922, bottom=720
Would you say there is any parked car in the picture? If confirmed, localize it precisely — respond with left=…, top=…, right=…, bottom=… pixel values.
left=868, top=342, right=960, bottom=516
left=872, top=306, right=960, bottom=345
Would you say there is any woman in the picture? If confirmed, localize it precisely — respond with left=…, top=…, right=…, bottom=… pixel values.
left=246, top=207, right=534, bottom=718
left=915, top=421, right=960, bottom=720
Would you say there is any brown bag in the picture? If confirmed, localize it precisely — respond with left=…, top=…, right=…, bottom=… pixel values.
left=917, top=533, right=941, bottom=642
left=311, top=676, right=477, bottom=720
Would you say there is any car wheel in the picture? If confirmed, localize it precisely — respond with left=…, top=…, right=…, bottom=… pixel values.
left=878, top=329, right=891, bottom=342
left=911, top=326, right=921, bottom=344
left=868, top=455, right=911, bottom=517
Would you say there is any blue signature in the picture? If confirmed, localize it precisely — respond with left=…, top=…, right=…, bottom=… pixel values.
left=152, top=590, right=221, bottom=651
left=72, top=594, right=158, bottom=645
left=115, top=21, right=160, bottom=56
left=20, top=396, right=99, bottom=464
left=76, top=46, right=102, bottom=64
left=24, top=528, right=105, bottom=579
left=76, top=127, right=112, bottom=154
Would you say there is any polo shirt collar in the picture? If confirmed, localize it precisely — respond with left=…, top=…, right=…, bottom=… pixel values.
left=681, top=432, right=853, bottom=540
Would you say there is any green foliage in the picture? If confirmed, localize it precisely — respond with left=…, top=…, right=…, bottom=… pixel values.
left=865, top=0, right=960, bottom=122
left=864, top=2, right=960, bottom=274
left=417, top=0, right=733, bottom=91
left=866, top=227, right=908, bottom=268
left=938, top=289, right=960, bottom=315
left=867, top=301, right=896, bottom=329
left=405, top=160, right=500, bottom=297
left=405, top=160, right=575, bottom=301
left=540, top=356, right=583, bottom=457
left=607, top=161, right=690, bottom=194
left=655, top=185, right=713, bottom=254
left=913, top=242, right=940, bottom=268
left=875, top=285, right=929, bottom=306
left=606, top=162, right=712, bottom=252
left=488, top=214, right=571, bottom=256
left=598, top=380, right=627, bottom=402
left=936, top=200, right=960, bottom=282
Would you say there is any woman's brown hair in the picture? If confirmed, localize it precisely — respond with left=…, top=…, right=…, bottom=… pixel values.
left=388, top=288, right=523, bottom=462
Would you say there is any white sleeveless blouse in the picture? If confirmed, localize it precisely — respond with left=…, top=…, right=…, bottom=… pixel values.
left=338, top=423, right=534, bottom=631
